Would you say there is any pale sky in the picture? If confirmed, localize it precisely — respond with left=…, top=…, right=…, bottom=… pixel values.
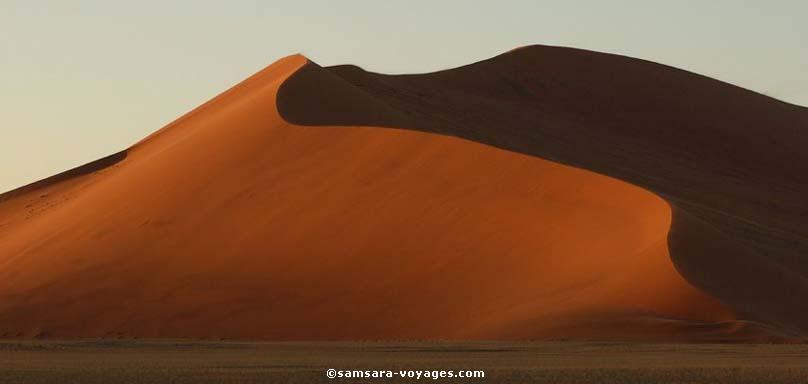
left=1, top=0, right=806, bottom=193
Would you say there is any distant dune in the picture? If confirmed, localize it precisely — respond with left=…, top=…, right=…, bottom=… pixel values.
left=0, top=46, right=805, bottom=341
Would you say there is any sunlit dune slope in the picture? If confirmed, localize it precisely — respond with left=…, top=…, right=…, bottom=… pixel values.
left=0, top=54, right=749, bottom=340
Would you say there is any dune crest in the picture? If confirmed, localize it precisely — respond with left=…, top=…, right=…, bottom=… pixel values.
left=280, top=45, right=808, bottom=338
left=0, top=48, right=803, bottom=341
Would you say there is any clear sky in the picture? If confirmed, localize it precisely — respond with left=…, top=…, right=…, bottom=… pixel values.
left=1, top=1, right=806, bottom=193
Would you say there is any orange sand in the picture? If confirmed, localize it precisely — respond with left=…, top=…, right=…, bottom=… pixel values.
left=0, top=55, right=747, bottom=340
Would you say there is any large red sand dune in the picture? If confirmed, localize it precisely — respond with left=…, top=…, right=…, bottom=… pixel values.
left=0, top=47, right=805, bottom=341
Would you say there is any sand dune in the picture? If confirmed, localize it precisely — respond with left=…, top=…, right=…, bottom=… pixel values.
left=0, top=47, right=804, bottom=340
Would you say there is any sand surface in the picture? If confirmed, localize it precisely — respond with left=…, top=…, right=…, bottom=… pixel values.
left=0, top=46, right=805, bottom=340
left=2, top=340, right=808, bottom=383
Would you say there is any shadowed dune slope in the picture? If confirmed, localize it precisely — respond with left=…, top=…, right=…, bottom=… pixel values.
left=279, top=45, right=808, bottom=336
left=0, top=53, right=768, bottom=341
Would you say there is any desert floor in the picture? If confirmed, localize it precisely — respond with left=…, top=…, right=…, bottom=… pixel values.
left=0, top=340, right=807, bottom=383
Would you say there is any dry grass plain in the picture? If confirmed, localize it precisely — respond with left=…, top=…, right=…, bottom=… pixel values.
left=1, top=340, right=807, bottom=383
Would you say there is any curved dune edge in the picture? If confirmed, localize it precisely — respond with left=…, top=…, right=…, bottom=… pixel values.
left=278, top=46, right=808, bottom=339
left=0, top=54, right=791, bottom=341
